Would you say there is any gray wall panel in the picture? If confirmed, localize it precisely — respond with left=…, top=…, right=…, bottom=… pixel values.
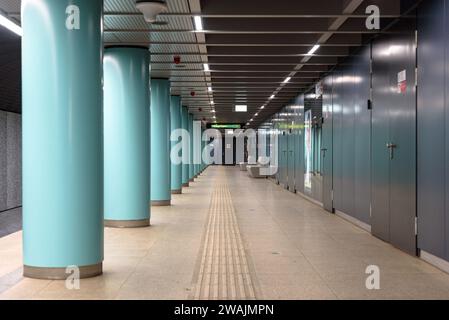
left=322, top=75, right=333, bottom=212
left=353, top=47, right=372, bottom=224
left=341, top=64, right=355, bottom=216
left=445, top=0, right=449, bottom=262
left=417, top=0, right=447, bottom=260
left=331, top=47, right=372, bottom=224
left=294, top=94, right=305, bottom=194
left=6, top=112, right=21, bottom=209
left=0, top=112, right=6, bottom=211
left=332, top=68, right=343, bottom=211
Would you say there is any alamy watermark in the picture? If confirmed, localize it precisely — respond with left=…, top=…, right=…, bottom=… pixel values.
left=170, top=121, right=279, bottom=177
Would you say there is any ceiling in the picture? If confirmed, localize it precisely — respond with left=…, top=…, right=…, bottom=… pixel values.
left=1, top=0, right=419, bottom=126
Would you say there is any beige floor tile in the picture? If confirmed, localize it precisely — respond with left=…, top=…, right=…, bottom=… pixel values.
left=1, top=166, right=449, bottom=300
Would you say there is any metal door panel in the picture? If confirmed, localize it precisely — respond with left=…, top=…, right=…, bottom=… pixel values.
left=322, top=75, right=334, bottom=212
left=287, top=129, right=296, bottom=192
left=354, top=46, right=371, bottom=224
left=388, top=33, right=417, bottom=255
left=280, top=127, right=288, bottom=187
left=417, top=0, right=446, bottom=260
left=354, top=46, right=372, bottom=225
left=372, top=38, right=392, bottom=242
left=372, top=31, right=417, bottom=255
left=332, top=68, right=343, bottom=210
left=341, top=65, right=356, bottom=215
left=295, top=94, right=305, bottom=194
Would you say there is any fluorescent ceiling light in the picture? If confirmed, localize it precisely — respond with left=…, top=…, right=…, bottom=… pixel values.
left=0, top=14, right=22, bottom=37
left=203, top=63, right=210, bottom=72
left=211, top=110, right=216, bottom=113
left=283, top=76, right=291, bottom=83
left=255, top=113, right=259, bottom=117
left=194, top=16, right=203, bottom=31
left=250, top=119, right=253, bottom=122
left=307, top=44, right=320, bottom=55
left=235, top=105, right=247, bottom=112
left=208, top=86, right=212, bottom=92
left=260, top=105, right=265, bottom=109
left=269, top=95, right=275, bottom=100
left=210, top=101, right=214, bottom=105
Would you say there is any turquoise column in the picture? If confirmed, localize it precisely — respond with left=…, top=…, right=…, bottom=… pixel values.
left=170, top=96, right=182, bottom=194
left=104, top=47, right=150, bottom=228
left=189, top=113, right=195, bottom=181
left=22, top=0, right=103, bottom=279
left=151, top=79, right=171, bottom=206
left=200, top=128, right=204, bottom=173
left=193, top=118, right=200, bottom=178
left=181, top=106, right=190, bottom=187
left=202, top=128, right=206, bottom=172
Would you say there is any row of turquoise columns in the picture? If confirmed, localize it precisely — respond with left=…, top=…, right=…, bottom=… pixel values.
left=21, top=0, right=207, bottom=280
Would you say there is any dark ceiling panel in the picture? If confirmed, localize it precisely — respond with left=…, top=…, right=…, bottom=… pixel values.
left=0, top=0, right=421, bottom=126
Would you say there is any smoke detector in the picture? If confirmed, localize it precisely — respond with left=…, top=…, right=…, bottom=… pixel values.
left=136, top=0, right=168, bottom=23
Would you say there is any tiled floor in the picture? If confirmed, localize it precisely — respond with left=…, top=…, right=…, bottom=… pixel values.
left=1, top=166, right=449, bottom=300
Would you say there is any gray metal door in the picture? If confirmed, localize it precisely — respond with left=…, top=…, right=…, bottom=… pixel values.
left=295, top=94, right=305, bottom=194
left=321, top=76, right=334, bottom=212
left=281, top=132, right=288, bottom=188
left=371, top=33, right=417, bottom=255
left=287, top=127, right=296, bottom=192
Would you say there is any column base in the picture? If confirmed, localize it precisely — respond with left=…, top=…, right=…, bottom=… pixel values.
left=151, top=200, right=171, bottom=206
left=104, top=219, right=150, bottom=228
left=182, top=182, right=189, bottom=187
left=23, top=262, right=102, bottom=280
left=171, top=189, right=182, bottom=195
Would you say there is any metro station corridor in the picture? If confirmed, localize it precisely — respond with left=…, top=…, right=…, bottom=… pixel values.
left=3, top=0, right=449, bottom=306
left=1, top=166, right=449, bottom=300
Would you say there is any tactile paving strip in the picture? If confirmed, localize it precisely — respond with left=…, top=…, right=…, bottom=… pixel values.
left=193, top=173, right=256, bottom=300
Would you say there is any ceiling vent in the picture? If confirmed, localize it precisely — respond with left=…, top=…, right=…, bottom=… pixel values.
left=136, top=0, right=168, bottom=24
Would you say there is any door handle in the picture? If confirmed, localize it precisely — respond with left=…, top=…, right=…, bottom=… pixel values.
left=321, top=148, right=328, bottom=158
left=386, top=143, right=397, bottom=160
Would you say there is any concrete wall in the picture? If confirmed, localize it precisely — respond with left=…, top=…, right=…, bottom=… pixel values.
left=0, top=111, right=21, bottom=212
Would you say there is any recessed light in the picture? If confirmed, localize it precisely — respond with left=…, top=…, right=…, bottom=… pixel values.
left=0, top=13, right=22, bottom=36
left=194, top=16, right=203, bottom=31
left=260, top=105, right=265, bottom=109
left=269, top=95, right=275, bottom=100
left=235, top=105, right=247, bottom=112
